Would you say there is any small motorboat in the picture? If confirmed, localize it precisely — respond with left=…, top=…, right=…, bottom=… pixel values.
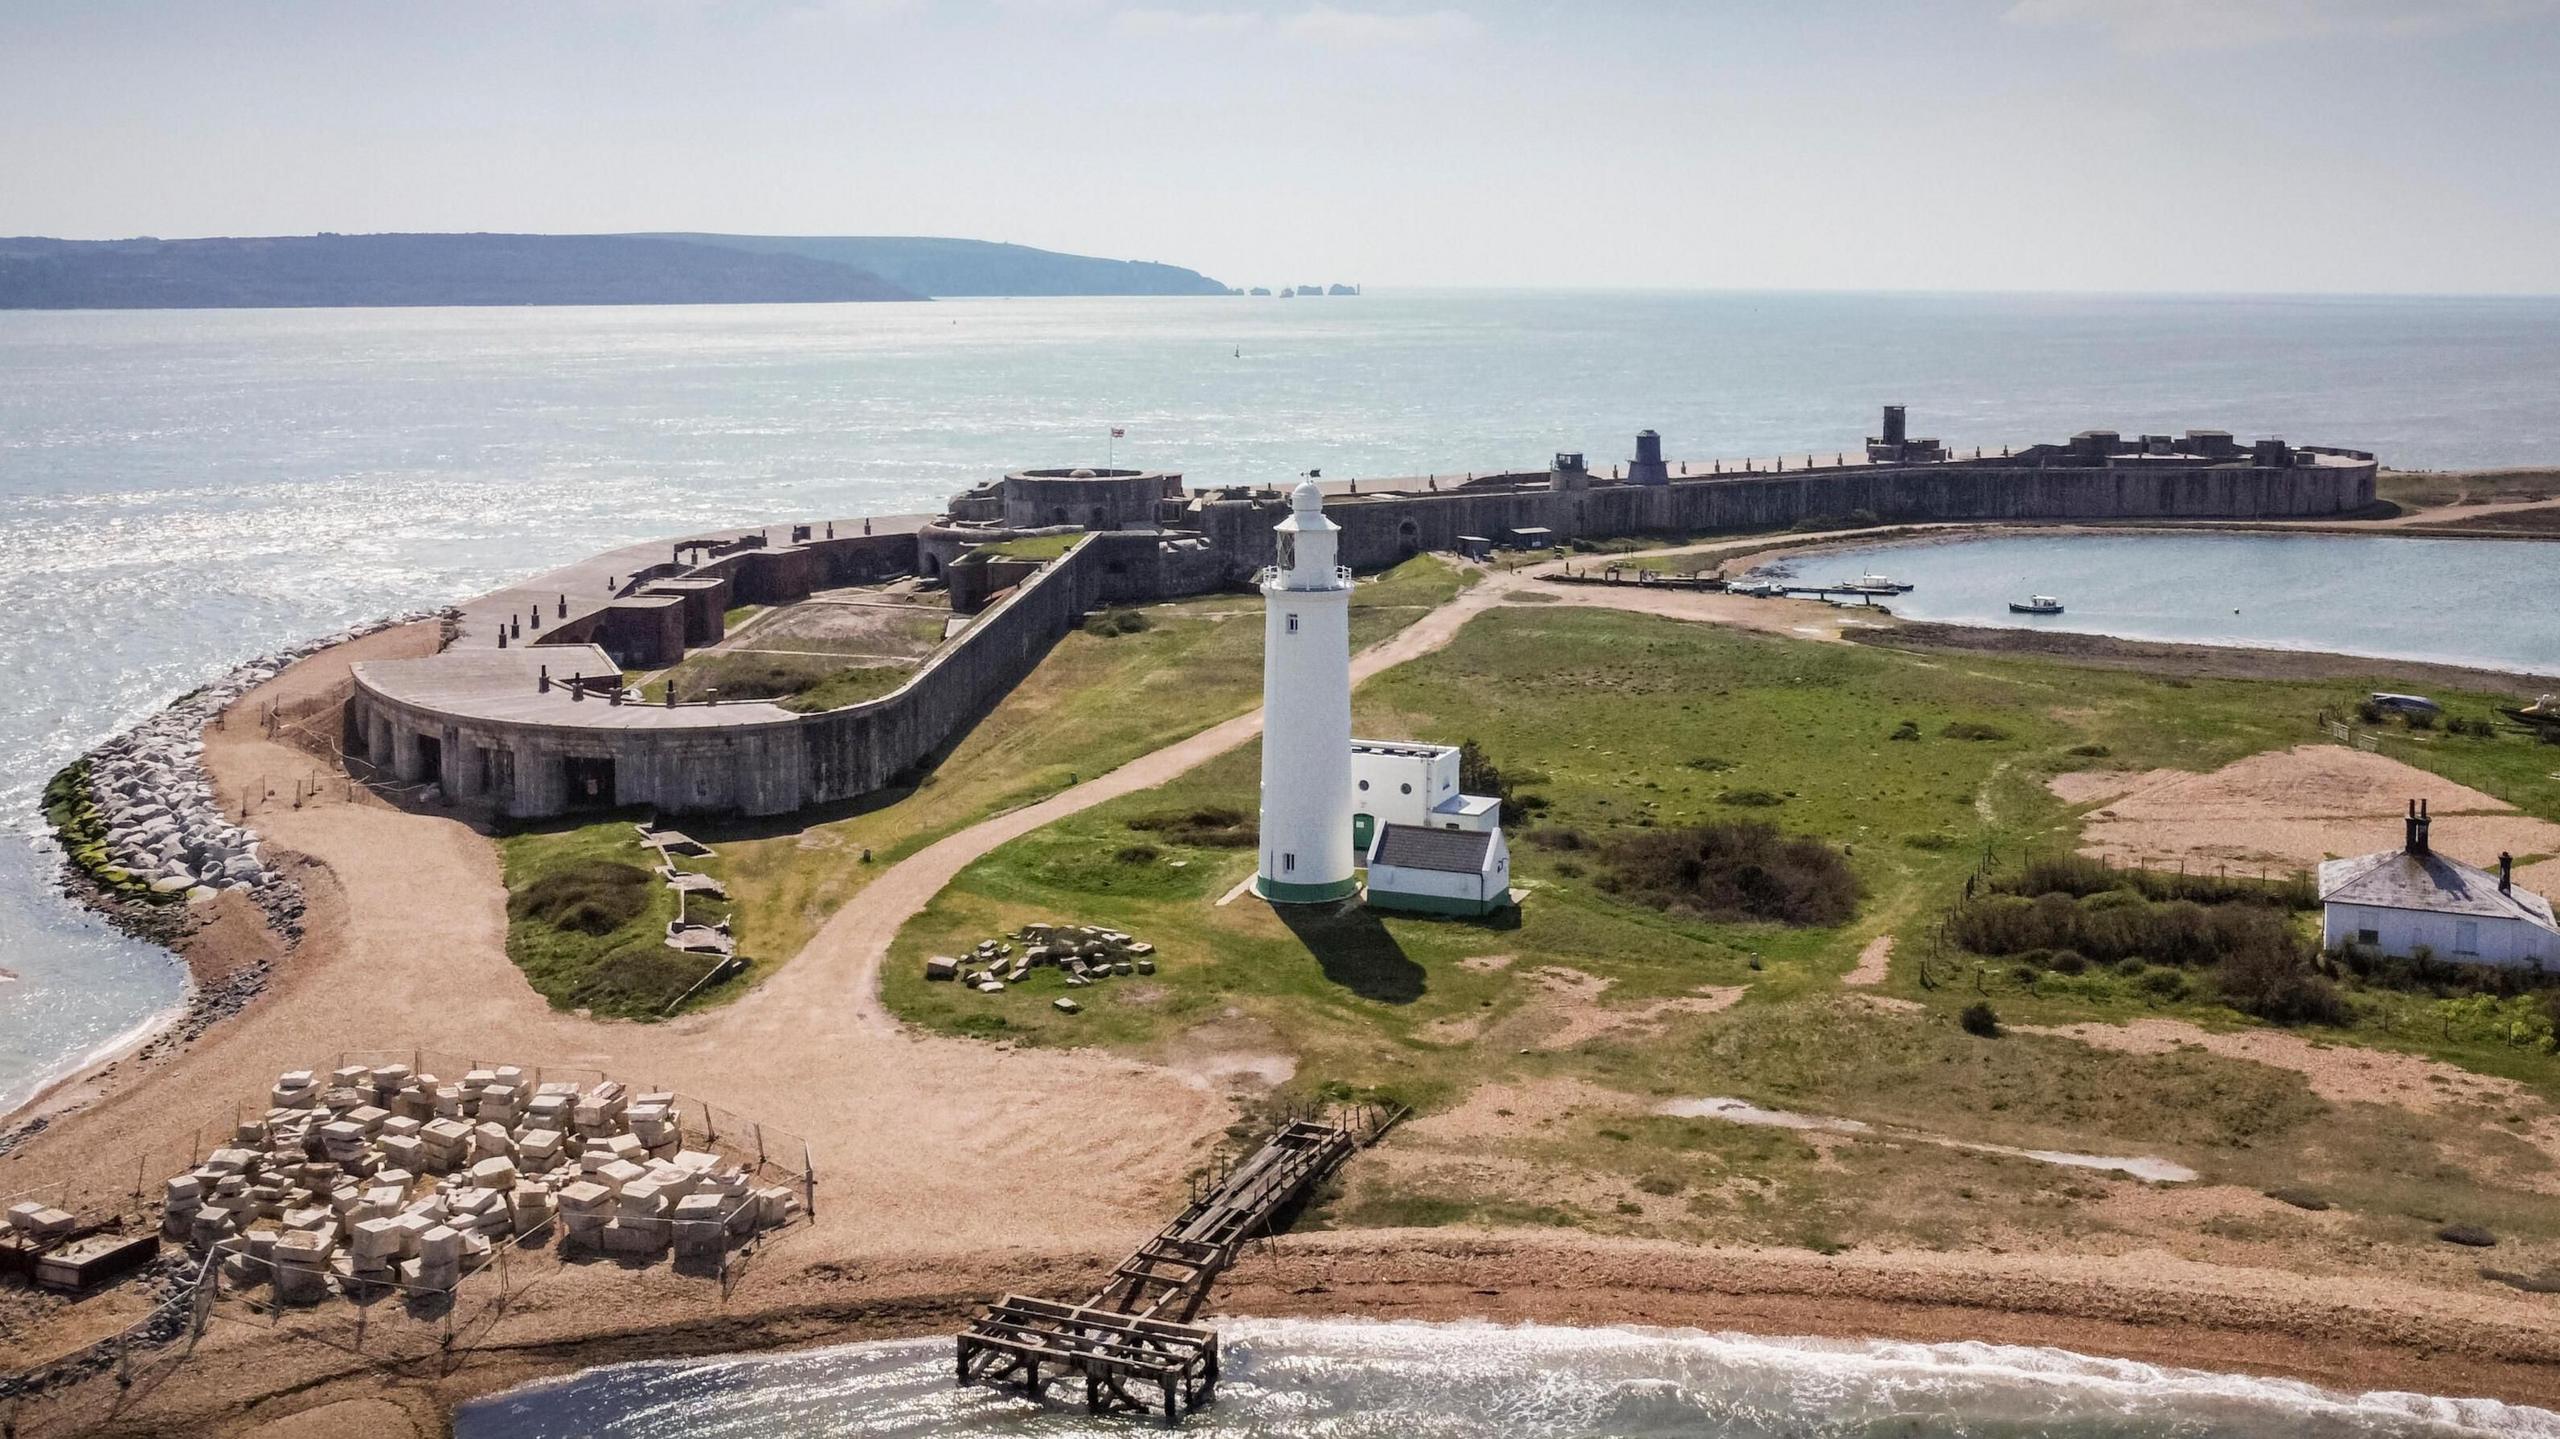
left=1837, top=570, right=1914, bottom=595
left=2008, top=595, right=2065, bottom=615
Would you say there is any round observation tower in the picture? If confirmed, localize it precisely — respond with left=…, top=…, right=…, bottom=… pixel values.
left=1254, top=481, right=1358, bottom=904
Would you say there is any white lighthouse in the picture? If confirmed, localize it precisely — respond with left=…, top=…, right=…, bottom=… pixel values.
left=1255, top=480, right=1358, bottom=904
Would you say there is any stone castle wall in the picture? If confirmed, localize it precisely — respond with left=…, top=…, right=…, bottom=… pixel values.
left=1189, top=457, right=2377, bottom=576
left=350, top=434, right=2379, bottom=821
left=350, top=536, right=1101, bottom=819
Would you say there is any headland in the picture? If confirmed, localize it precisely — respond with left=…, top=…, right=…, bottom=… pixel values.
left=15, top=413, right=2560, bottom=1438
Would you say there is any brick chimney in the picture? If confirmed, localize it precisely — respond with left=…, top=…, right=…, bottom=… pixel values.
left=2405, top=798, right=2432, bottom=856
left=2501, top=851, right=2515, bottom=894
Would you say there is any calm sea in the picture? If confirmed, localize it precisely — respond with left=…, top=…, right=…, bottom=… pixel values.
left=454, top=1318, right=2560, bottom=1437
left=4, top=290, right=2557, bottom=1115
left=1778, top=532, right=2557, bottom=675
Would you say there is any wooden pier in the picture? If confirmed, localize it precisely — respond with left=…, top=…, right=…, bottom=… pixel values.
left=954, top=1111, right=1387, bottom=1425
left=1541, top=572, right=1905, bottom=605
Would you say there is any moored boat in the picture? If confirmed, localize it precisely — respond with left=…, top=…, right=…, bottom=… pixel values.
left=2009, top=594, right=2064, bottom=615
left=1837, top=570, right=1914, bottom=595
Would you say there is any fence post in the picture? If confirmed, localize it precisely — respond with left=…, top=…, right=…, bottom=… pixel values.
left=803, top=1143, right=816, bottom=1220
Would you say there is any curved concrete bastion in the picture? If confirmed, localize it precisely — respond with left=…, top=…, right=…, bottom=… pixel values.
left=342, top=411, right=2379, bottom=822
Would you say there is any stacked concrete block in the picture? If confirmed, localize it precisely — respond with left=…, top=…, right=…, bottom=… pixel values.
left=271, top=1071, right=319, bottom=1109
left=379, top=1133, right=426, bottom=1172
left=469, top=1156, right=519, bottom=1193
left=315, top=1119, right=370, bottom=1171
left=594, top=1159, right=646, bottom=1194
left=273, top=1229, right=333, bottom=1304
left=557, top=1181, right=613, bottom=1241
left=515, top=1128, right=565, bottom=1169
left=628, top=1095, right=680, bottom=1152
left=417, top=1118, right=472, bottom=1173
left=404, top=1224, right=462, bottom=1295
left=573, top=1082, right=628, bottom=1137
left=508, top=1182, right=555, bottom=1234
left=672, top=1192, right=727, bottom=1258
left=6, top=1202, right=77, bottom=1240
left=162, top=1175, right=204, bottom=1238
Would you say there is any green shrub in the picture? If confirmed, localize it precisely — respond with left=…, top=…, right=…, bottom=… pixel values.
left=1940, top=721, right=2011, bottom=742
left=1082, top=609, right=1154, bottom=638
left=1527, top=825, right=1592, bottom=852
left=510, top=861, right=654, bottom=936
left=2136, top=966, right=2190, bottom=1001
left=1888, top=720, right=1922, bottom=742
left=1115, top=843, right=1161, bottom=865
left=1598, top=821, right=1861, bottom=927
left=2218, top=933, right=2349, bottom=1025
left=2066, top=743, right=2112, bottom=758
left=1127, top=805, right=1256, bottom=847
left=1716, top=788, right=1786, bottom=807
left=1960, top=1001, right=2002, bottom=1038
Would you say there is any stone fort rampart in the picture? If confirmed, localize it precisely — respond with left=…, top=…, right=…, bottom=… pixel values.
left=343, top=413, right=2379, bottom=820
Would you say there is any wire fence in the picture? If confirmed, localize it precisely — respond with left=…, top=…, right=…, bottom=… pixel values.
left=2316, top=714, right=2450, bottom=776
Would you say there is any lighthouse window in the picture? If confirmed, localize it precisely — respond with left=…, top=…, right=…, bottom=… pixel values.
left=1400, top=783, right=1412, bottom=795
left=1286, top=614, right=1299, bottom=634
left=1357, top=780, right=1369, bottom=791
left=1283, top=852, right=1297, bottom=873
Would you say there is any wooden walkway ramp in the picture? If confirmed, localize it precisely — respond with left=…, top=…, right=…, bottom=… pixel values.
left=955, top=1110, right=1390, bottom=1425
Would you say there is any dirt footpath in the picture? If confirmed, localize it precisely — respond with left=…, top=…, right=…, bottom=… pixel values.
left=2053, top=745, right=2560, bottom=885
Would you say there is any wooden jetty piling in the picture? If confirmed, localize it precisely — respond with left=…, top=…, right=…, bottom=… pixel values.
left=955, top=1111, right=1387, bottom=1425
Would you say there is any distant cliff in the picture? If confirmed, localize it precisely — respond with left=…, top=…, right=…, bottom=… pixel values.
left=649, top=235, right=1231, bottom=297
left=0, top=233, right=927, bottom=309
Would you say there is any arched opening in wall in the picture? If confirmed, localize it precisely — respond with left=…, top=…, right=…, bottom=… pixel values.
left=924, top=553, right=941, bottom=577
left=1052, top=506, right=1071, bottom=525
left=1397, top=518, right=1420, bottom=557
left=414, top=733, right=444, bottom=783
left=1090, top=506, right=1110, bottom=529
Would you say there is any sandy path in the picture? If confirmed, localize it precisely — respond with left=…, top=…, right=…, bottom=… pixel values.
left=1844, top=935, right=1894, bottom=987
left=2050, top=745, right=2560, bottom=876
left=2371, top=496, right=2560, bottom=528
left=5, top=572, right=1521, bottom=1261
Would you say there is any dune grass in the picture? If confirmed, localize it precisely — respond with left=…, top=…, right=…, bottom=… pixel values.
left=497, top=818, right=744, bottom=1020
left=883, top=603, right=2560, bottom=1254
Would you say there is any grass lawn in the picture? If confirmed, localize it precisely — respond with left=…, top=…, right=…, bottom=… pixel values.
left=2377, top=467, right=2560, bottom=510
left=977, top=533, right=1079, bottom=561
left=885, top=604, right=2560, bottom=1258
left=494, top=555, right=1471, bottom=1009
left=496, top=817, right=747, bottom=1020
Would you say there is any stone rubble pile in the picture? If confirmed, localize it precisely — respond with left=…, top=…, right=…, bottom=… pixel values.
left=925, top=922, right=1156, bottom=1002
left=163, top=1063, right=800, bottom=1304
left=78, top=611, right=444, bottom=926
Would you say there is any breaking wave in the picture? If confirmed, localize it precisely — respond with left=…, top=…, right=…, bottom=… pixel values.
left=457, top=1317, right=2560, bottom=1438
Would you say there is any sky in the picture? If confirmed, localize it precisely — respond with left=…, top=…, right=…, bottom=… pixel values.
left=4, top=0, right=2558, bottom=294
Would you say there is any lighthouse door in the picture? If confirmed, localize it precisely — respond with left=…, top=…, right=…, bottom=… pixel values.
left=1352, top=812, right=1374, bottom=856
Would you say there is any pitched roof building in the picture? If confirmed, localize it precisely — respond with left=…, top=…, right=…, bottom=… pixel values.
left=1365, top=822, right=1512, bottom=917
left=2318, top=800, right=2556, bottom=969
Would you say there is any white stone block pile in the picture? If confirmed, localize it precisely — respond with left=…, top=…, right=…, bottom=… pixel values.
left=164, top=1062, right=800, bottom=1306
left=927, top=922, right=1157, bottom=998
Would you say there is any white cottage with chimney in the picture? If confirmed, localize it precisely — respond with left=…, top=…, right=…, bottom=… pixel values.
left=2319, top=800, right=2557, bottom=969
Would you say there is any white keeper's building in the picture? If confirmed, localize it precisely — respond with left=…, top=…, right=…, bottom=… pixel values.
left=2318, top=800, right=2556, bottom=969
